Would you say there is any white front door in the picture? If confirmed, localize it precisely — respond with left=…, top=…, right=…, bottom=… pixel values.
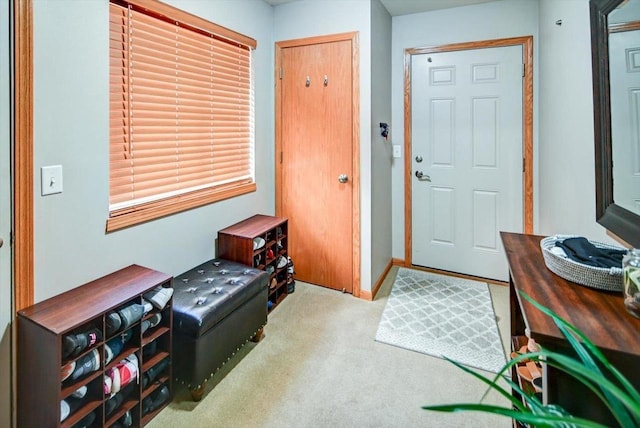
left=0, top=0, right=12, bottom=425
left=411, top=46, right=523, bottom=281
left=610, top=29, right=640, bottom=215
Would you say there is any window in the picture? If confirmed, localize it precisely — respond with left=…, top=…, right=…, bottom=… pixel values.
left=108, top=0, right=256, bottom=231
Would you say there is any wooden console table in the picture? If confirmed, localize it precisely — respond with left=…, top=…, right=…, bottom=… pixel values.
left=501, top=232, right=640, bottom=426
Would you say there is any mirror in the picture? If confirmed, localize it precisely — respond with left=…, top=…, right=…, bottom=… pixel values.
left=592, top=0, right=640, bottom=247
left=610, top=3, right=640, bottom=217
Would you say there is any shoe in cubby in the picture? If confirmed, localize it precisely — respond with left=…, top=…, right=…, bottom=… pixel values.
left=142, top=384, right=170, bottom=416
left=62, top=326, right=102, bottom=360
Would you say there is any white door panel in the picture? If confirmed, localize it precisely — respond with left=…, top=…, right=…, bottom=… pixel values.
left=610, top=30, right=640, bottom=215
left=411, top=46, right=523, bottom=281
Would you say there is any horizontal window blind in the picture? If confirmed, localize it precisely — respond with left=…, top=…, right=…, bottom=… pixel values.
left=109, top=0, right=255, bottom=229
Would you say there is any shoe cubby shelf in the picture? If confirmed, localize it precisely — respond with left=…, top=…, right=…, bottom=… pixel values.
left=510, top=336, right=542, bottom=400
left=218, top=214, right=292, bottom=312
left=18, top=264, right=174, bottom=428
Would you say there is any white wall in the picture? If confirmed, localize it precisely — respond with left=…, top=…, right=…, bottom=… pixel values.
left=370, top=0, right=393, bottom=287
left=390, top=0, right=540, bottom=259
left=33, top=0, right=275, bottom=302
left=273, top=0, right=375, bottom=291
left=1, top=1, right=11, bottom=425
left=537, top=0, right=613, bottom=242
left=29, top=0, right=619, bottom=306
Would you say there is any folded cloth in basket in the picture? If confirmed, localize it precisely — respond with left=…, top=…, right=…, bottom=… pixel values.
left=556, top=237, right=626, bottom=269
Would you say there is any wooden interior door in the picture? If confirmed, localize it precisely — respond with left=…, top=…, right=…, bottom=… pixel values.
left=276, top=34, right=357, bottom=294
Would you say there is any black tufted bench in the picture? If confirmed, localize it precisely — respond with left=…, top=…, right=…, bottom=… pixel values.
left=172, top=258, right=269, bottom=401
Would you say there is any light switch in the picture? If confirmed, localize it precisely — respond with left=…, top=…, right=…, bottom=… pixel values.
left=393, top=145, right=402, bottom=159
left=41, top=165, right=63, bottom=196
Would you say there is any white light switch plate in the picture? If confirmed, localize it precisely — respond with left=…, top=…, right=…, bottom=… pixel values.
left=393, top=145, right=402, bottom=159
left=41, top=165, right=63, bottom=196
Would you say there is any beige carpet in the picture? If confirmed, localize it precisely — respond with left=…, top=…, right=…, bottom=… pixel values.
left=149, top=267, right=511, bottom=428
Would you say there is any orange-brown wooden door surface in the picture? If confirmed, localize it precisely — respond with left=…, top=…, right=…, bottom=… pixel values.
left=277, top=38, right=354, bottom=293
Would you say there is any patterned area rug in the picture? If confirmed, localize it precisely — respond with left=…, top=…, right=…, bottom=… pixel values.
left=375, top=268, right=506, bottom=373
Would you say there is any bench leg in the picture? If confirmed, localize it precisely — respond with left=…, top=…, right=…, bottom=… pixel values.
left=190, top=384, right=206, bottom=402
left=251, top=327, right=264, bottom=343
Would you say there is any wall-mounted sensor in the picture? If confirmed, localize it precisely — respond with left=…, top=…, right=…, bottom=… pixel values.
left=379, top=122, right=389, bottom=140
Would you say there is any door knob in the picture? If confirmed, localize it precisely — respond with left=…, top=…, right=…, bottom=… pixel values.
left=415, top=170, right=431, bottom=182
left=338, top=174, right=349, bottom=183
left=0, top=237, right=3, bottom=248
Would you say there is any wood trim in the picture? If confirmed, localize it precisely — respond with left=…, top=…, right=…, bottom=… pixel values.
left=14, top=0, right=34, bottom=312
left=106, top=182, right=256, bottom=232
left=274, top=32, right=360, bottom=298
left=403, top=49, right=412, bottom=266
left=351, top=33, right=361, bottom=298
left=361, top=257, right=507, bottom=301
left=408, top=264, right=508, bottom=287
left=609, top=21, right=640, bottom=33
left=360, top=258, right=393, bottom=301
left=274, top=43, right=281, bottom=216
left=359, top=289, right=373, bottom=300
left=275, top=31, right=358, bottom=49
left=404, top=36, right=534, bottom=269
left=119, top=0, right=257, bottom=49
left=405, top=36, right=532, bottom=56
left=522, top=36, right=534, bottom=234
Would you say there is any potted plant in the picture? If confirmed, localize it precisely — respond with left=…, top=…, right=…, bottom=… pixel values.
left=423, top=293, right=640, bottom=427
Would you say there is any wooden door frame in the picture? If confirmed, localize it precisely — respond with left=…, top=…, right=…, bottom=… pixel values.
left=15, top=0, right=34, bottom=313
left=10, top=0, right=34, bottom=425
left=404, top=35, right=534, bottom=267
left=274, top=32, right=361, bottom=297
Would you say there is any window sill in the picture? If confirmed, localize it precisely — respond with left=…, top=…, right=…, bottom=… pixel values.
left=106, top=181, right=256, bottom=232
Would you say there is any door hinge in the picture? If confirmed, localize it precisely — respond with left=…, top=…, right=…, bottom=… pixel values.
left=522, top=63, right=525, bottom=77
left=523, top=157, right=525, bottom=172
left=280, top=151, right=283, bottom=163
left=279, top=68, right=283, bottom=80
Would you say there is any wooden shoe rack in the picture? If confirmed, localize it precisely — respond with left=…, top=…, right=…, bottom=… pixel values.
left=217, top=214, right=291, bottom=312
left=17, top=264, right=173, bottom=427
left=510, top=336, right=542, bottom=398
left=502, top=232, right=640, bottom=427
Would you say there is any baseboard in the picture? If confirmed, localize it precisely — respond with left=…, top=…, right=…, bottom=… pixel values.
left=359, top=290, right=373, bottom=300
left=360, top=258, right=396, bottom=301
left=405, top=264, right=508, bottom=287
left=358, top=258, right=507, bottom=299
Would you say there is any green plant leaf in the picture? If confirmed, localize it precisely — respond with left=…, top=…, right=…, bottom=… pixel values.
left=542, top=352, right=640, bottom=426
left=521, top=292, right=640, bottom=404
left=473, top=353, right=549, bottom=413
left=424, top=293, right=640, bottom=427
left=422, top=403, right=609, bottom=428
left=545, top=326, right=634, bottom=427
left=441, top=356, right=530, bottom=412
left=442, top=355, right=557, bottom=416
left=521, top=292, right=640, bottom=427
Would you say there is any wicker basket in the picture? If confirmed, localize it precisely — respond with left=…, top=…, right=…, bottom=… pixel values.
left=540, top=235, right=625, bottom=292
